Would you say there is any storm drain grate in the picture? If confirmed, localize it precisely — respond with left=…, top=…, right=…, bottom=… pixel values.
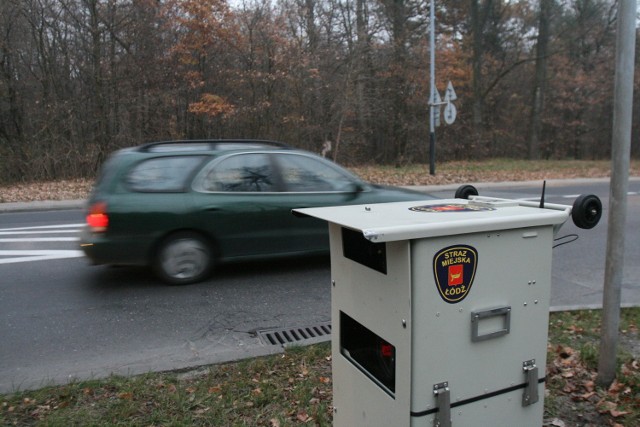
left=257, top=322, right=332, bottom=346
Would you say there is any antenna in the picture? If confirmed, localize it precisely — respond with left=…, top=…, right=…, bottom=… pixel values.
left=539, top=181, right=546, bottom=209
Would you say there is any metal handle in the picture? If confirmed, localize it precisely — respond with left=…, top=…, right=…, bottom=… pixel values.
left=471, top=306, right=511, bottom=342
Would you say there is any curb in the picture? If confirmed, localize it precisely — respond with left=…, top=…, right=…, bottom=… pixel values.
left=404, top=176, right=640, bottom=193
left=0, top=199, right=86, bottom=213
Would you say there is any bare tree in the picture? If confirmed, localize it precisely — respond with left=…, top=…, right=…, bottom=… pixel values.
left=528, top=0, right=552, bottom=160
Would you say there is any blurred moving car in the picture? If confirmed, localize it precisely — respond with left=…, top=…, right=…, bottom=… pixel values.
left=80, top=140, right=432, bottom=284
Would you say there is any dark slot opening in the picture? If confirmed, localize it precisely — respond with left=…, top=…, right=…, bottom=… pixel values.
left=342, top=227, right=387, bottom=274
left=340, top=311, right=395, bottom=396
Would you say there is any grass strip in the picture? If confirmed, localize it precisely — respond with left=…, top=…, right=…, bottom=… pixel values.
left=1, top=309, right=639, bottom=426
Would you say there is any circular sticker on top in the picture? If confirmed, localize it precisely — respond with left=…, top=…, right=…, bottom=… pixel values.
left=410, top=204, right=495, bottom=213
left=433, top=244, right=478, bottom=304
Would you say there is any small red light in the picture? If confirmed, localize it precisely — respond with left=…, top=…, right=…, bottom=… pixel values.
left=380, top=343, right=393, bottom=358
left=87, top=202, right=109, bottom=232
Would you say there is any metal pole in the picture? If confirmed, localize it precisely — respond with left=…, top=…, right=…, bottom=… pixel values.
left=429, top=0, right=436, bottom=175
left=597, top=0, right=636, bottom=387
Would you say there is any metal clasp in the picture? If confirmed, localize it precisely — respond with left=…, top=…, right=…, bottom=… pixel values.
left=522, top=360, right=539, bottom=406
left=433, top=382, right=451, bottom=427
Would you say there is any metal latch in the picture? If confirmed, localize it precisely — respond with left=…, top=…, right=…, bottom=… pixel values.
left=522, top=360, right=539, bottom=406
left=433, top=382, right=451, bottom=427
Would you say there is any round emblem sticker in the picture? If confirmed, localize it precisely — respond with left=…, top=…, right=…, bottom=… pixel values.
left=433, top=244, right=478, bottom=304
left=410, top=204, right=495, bottom=213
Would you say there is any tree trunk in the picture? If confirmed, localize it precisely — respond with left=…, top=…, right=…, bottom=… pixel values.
left=470, top=0, right=484, bottom=131
left=528, top=0, right=551, bottom=160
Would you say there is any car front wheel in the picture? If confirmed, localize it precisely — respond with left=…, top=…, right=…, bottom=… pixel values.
left=154, top=232, right=213, bottom=285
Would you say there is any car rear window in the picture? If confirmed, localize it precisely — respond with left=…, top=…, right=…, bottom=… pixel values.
left=93, top=153, right=123, bottom=192
left=126, top=156, right=205, bottom=192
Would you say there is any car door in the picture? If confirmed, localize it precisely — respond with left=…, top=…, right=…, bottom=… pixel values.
left=189, top=152, right=296, bottom=259
left=105, top=155, right=205, bottom=264
left=271, top=152, right=368, bottom=253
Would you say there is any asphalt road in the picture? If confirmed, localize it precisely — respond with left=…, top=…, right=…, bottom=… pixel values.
left=0, top=178, right=638, bottom=393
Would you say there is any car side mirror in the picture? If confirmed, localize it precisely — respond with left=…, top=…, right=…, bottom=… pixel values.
left=345, top=182, right=365, bottom=200
left=351, top=182, right=365, bottom=193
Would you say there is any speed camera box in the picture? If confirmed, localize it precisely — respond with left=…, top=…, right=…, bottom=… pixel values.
left=295, top=197, right=572, bottom=427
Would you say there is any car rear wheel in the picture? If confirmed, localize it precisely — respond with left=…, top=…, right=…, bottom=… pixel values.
left=154, top=232, right=213, bottom=285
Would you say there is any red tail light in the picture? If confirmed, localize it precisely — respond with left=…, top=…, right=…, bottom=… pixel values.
left=87, top=201, right=109, bottom=232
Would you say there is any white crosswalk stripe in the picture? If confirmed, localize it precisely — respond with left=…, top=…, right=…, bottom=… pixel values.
left=0, top=224, right=85, bottom=265
left=0, top=250, right=84, bottom=264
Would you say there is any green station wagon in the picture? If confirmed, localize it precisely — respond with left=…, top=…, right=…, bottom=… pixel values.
left=80, top=140, right=432, bottom=284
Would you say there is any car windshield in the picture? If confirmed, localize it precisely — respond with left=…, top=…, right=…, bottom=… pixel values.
left=276, top=153, right=357, bottom=192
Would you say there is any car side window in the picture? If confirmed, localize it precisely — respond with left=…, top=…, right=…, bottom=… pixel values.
left=126, top=156, right=204, bottom=192
left=199, top=153, right=278, bottom=192
left=276, top=154, right=356, bottom=192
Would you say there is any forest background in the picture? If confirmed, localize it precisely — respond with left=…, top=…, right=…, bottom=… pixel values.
left=1, top=0, right=639, bottom=184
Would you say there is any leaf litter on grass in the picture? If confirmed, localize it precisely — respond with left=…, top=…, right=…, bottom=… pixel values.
left=2, top=159, right=638, bottom=203
left=2, top=310, right=639, bottom=426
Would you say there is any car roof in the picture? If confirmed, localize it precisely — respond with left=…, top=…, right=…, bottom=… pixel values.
left=137, top=139, right=291, bottom=154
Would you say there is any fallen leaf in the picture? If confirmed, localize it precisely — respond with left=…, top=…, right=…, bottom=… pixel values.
left=296, top=410, right=312, bottom=422
left=577, top=391, right=595, bottom=400
left=597, top=400, right=628, bottom=417
left=545, top=418, right=566, bottom=427
left=567, top=325, right=584, bottom=334
left=558, top=345, right=575, bottom=358
left=583, top=380, right=595, bottom=392
left=608, top=380, right=626, bottom=395
left=610, top=409, right=630, bottom=417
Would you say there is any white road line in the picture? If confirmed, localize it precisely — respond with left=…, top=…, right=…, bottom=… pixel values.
left=0, top=237, right=80, bottom=242
left=0, top=250, right=84, bottom=264
left=0, top=230, right=81, bottom=236
left=0, top=224, right=84, bottom=232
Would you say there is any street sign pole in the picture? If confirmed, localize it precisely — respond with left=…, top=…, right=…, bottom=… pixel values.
left=597, top=0, right=636, bottom=387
